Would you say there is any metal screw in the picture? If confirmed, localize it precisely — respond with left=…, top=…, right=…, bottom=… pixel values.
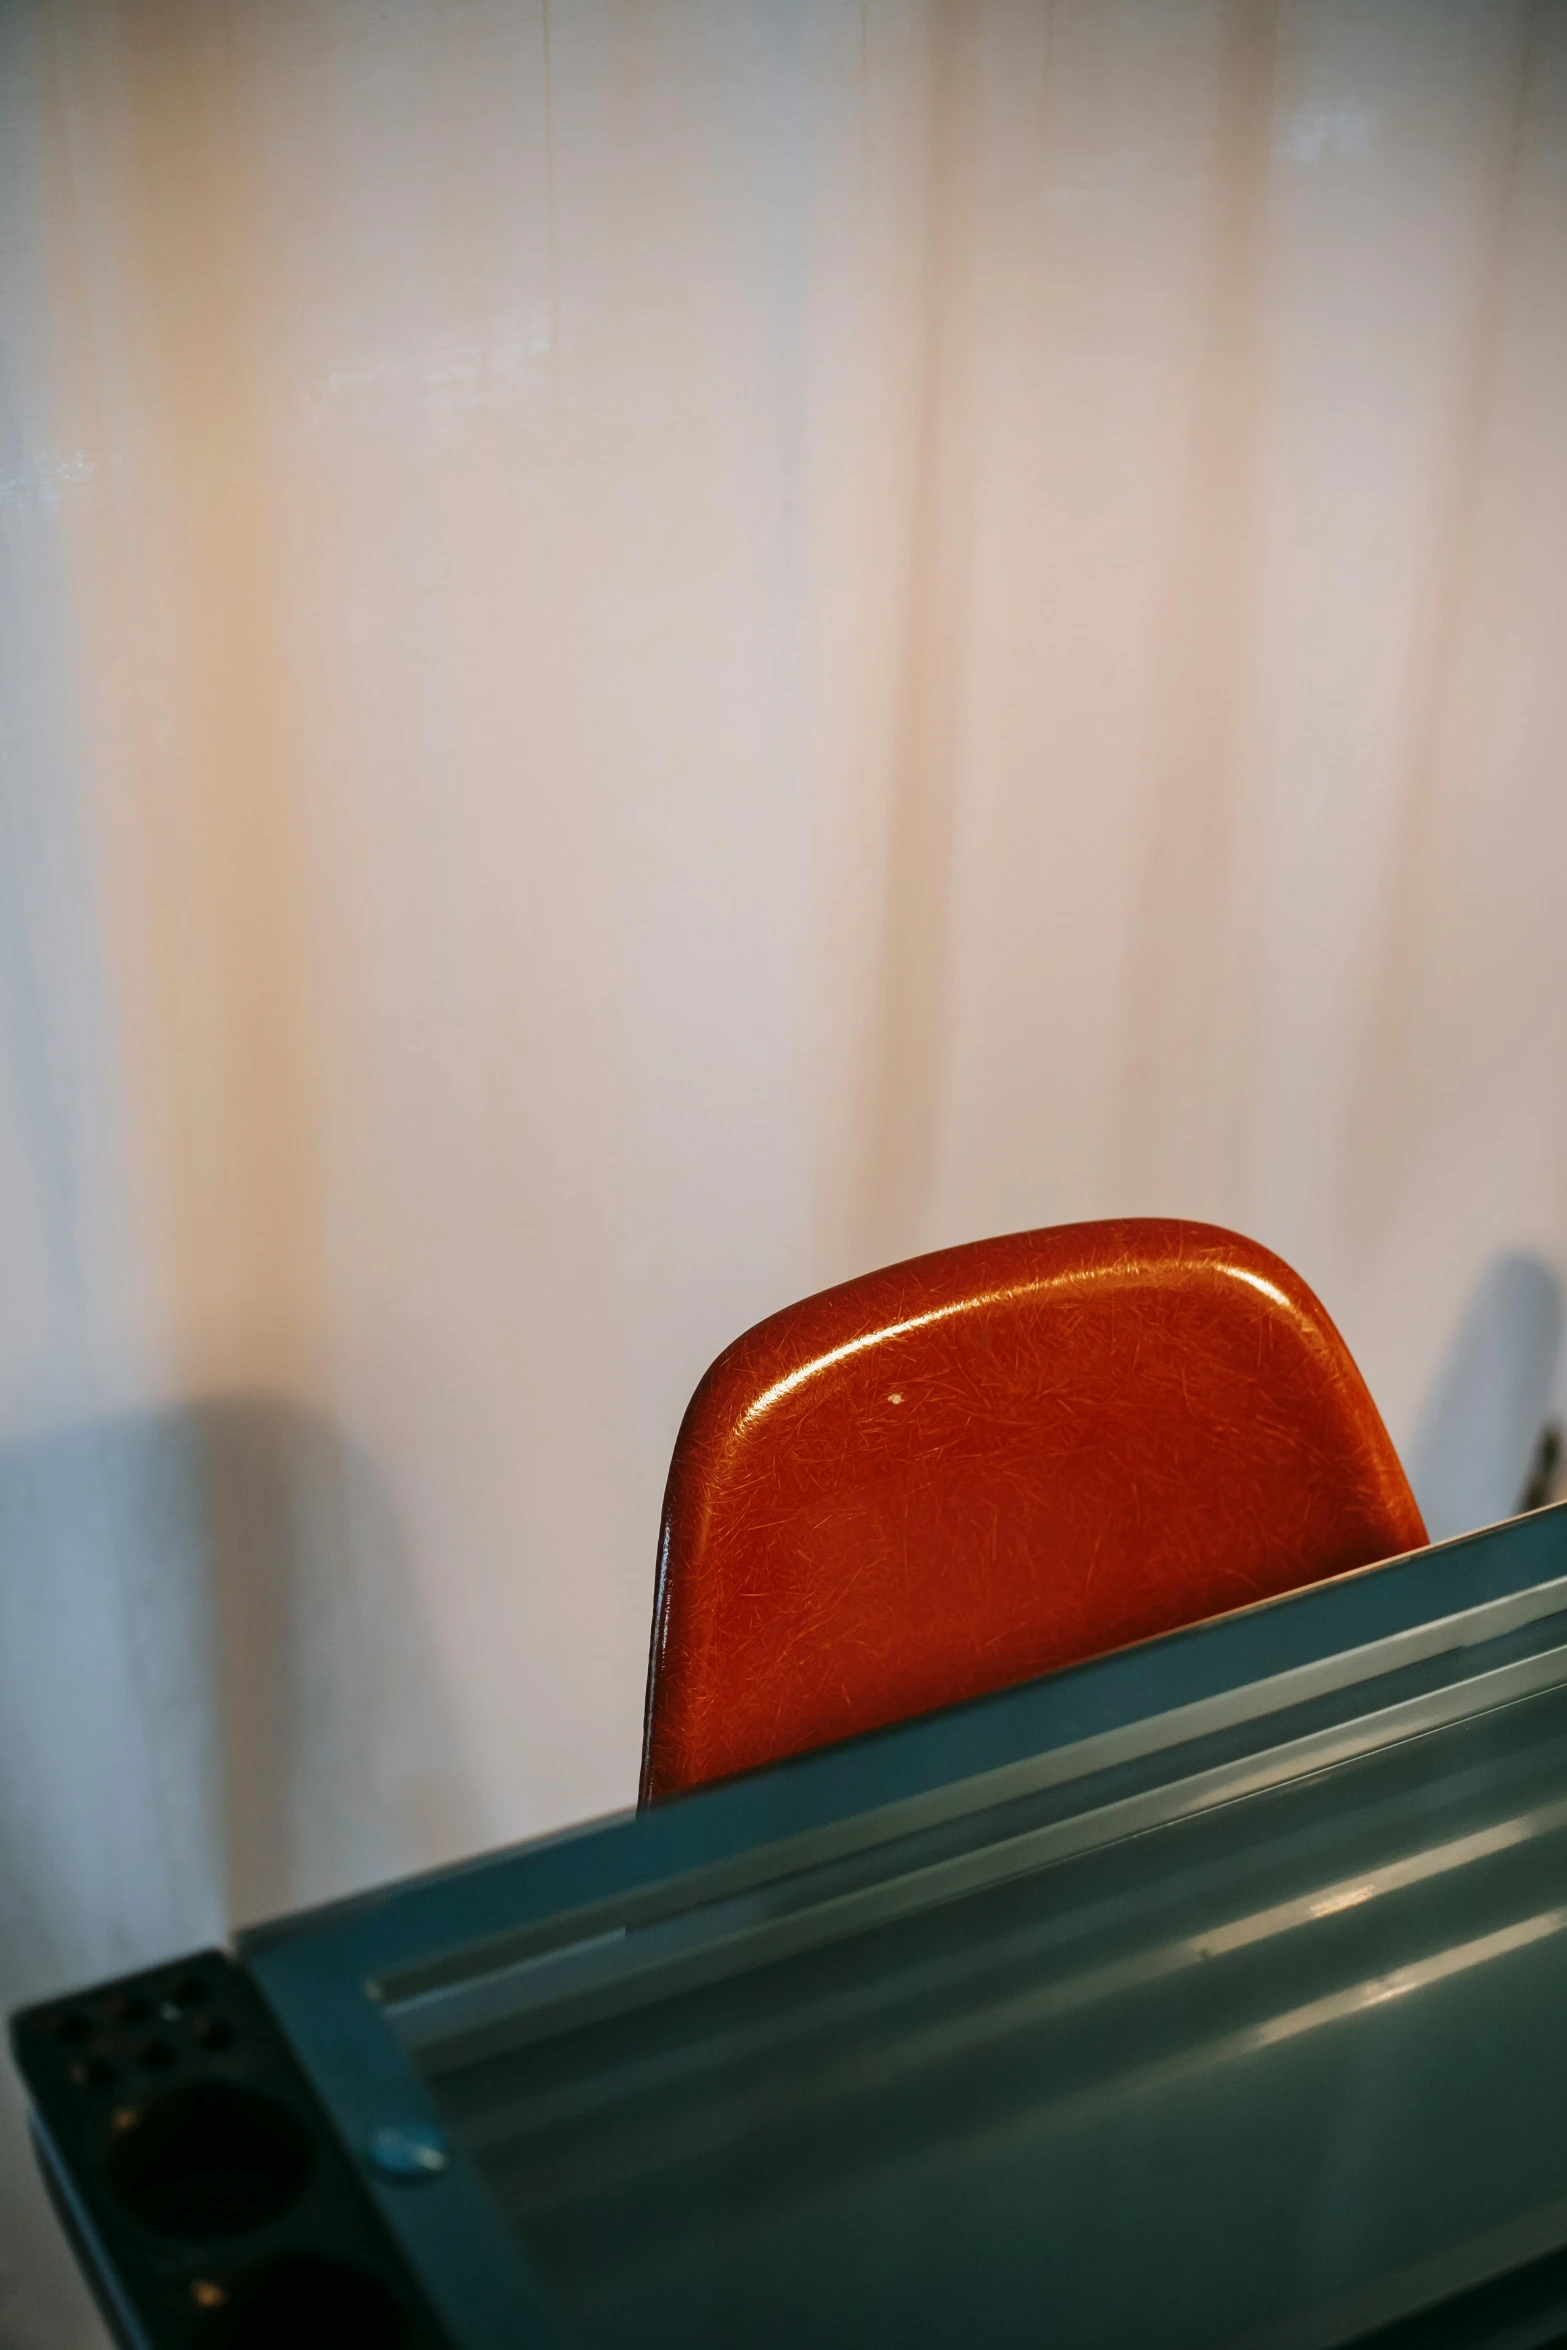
left=366, top=2123, right=450, bottom=2184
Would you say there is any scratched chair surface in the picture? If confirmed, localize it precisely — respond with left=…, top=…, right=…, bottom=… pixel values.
left=642, top=1218, right=1427, bottom=1801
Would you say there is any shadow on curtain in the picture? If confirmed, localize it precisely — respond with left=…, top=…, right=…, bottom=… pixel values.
left=0, top=1400, right=475, bottom=2347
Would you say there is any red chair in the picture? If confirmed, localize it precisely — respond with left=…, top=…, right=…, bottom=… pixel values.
left=642, top=1219, right=1426, bottom=1801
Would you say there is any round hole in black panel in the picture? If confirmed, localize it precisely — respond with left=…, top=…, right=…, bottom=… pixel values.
left=111, top=1993, right=151, bottom=2025
left=106, top=2082, right=312, bottom=2240
left=56, top=2014, right=94, bottom=2047
left=140, top=2040, right=178, bottom=2074
left=207, top=2253, right=409, bottom=2350
left=173, top=1975, right=209, bottom=2009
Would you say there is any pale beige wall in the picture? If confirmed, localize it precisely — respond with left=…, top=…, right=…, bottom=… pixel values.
left=2, top=3, right=1566, bottom=2337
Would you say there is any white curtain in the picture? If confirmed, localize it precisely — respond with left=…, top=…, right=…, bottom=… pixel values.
left=3, top=2, right=1566, bottom=2338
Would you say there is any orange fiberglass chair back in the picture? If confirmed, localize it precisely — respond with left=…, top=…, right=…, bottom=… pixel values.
left=641, top=1218, right=1427, bottom=1802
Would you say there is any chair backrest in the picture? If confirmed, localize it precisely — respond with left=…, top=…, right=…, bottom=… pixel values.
left=641, top=1219, right=1426, bottom=1801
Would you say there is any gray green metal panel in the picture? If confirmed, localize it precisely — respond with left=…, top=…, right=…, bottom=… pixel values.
left=230, top=1505, right=1567, bottom=2347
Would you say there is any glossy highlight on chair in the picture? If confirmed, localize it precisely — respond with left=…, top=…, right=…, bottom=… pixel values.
left=642, top=1219, right=1427, bottom=1800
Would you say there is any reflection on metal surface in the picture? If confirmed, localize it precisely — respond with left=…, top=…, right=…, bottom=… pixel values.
left=423, top=1671, right=1567, bottom=2346
left=22, top=1512, right=1567, bottom=2348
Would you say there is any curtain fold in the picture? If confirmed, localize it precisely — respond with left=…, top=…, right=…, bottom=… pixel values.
left=3, top=4, right=1566, bottom=2339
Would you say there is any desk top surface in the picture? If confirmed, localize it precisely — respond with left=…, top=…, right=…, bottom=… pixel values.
left=243, top=1503, right=1567, bottom=2350
left=18, top=1503, right=1567, bottom=2350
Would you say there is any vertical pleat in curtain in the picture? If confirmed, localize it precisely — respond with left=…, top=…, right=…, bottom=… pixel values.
left=2, top=4, right=1565, bottom=2339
